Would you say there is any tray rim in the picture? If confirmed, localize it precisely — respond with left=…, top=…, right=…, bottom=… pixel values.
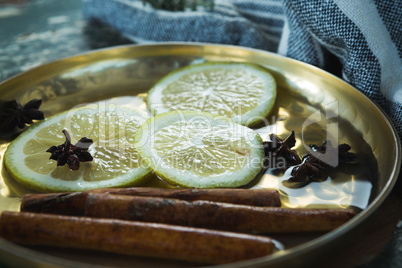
left=0, top=41, right=400, bottom=268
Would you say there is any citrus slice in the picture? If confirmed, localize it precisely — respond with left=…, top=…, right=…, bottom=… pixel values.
left=146, top=62, right=277, bottom=127
left=134, top=111, right=264, bottom=188
left=4, top=104, right=152, bottom=192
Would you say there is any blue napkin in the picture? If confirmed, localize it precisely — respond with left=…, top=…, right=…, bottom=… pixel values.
left=83, top=0, right=402, bottom=140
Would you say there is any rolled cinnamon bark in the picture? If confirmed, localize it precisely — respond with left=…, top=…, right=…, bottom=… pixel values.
left=20, top=192, right=87, bottom=215
left=0, top=211, right=273, bottom=264
left=21, top=187, right=281, bottom=215
left=85, top=193, right=357, bottom=233
left=92, top=187, right=281, bottom=207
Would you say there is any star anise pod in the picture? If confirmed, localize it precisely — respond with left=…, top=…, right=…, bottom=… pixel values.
left=46, top=129, right=93, bottom=170
left=0, top=99, right=44, bottom=133
left=288, top=140, right=355, bottom=185
left=289, top=156, right=326, bottom=184
left=263, top=131, right=302, bottom=169
left=308, top=140, right=356, bottom=168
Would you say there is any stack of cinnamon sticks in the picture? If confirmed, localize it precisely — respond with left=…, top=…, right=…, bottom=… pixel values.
left=0, top=188, right=357, bottom=264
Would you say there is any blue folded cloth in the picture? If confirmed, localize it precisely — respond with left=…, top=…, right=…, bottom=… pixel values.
left=83, top=0, right=402, bottom=139
left=83, top=0, right=285, bottom=51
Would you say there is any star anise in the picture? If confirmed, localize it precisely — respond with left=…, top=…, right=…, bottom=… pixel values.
left=263, top=131, right=302, bottom=169
left=289, top=156, right=326, bottom=184
left=288, top=140, right=355, bottom=185
left=46, top=129, right=93, bottom=170
left=0, top=99, right=44, bottom=133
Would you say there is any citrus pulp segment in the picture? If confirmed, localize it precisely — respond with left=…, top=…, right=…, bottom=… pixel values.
left=134, top=111, right=265, bottom=188
left=146, top=62, right=277, bottom=127
left=4, top=105, right=152, bottom=192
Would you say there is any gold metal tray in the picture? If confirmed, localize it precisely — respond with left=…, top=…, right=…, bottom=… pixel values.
left=0, top=43, right=400, bottom=267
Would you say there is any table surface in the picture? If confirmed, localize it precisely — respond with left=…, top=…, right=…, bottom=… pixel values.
left=0, top=1, right=401, bottom=267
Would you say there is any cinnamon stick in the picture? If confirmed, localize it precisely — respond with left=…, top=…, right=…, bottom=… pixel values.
left=21, top=187, right=281, bottom=215
left=0, top=211, right=273, bottom=264
left=85, top=193, right=357, bottom=233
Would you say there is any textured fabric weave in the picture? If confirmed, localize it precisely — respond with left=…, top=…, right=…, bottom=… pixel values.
left=83, top=0, right=402, bottom=139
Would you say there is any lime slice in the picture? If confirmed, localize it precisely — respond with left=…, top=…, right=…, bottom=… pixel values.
left=135, top=111, right=264, bottom=188
left=4, top=105, right=152, bottom=192
left=146, top=62, right=277, bottom=127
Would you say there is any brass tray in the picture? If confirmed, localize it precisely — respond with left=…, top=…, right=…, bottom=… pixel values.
left=0, top=43, right=400, bottom=268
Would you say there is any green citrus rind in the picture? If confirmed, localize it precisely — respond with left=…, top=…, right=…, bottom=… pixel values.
left=134, top=110, right=264, bottom=188
left=4, top=105, right=152, bottom=192
left=146, top=62, right=277, bottom=128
